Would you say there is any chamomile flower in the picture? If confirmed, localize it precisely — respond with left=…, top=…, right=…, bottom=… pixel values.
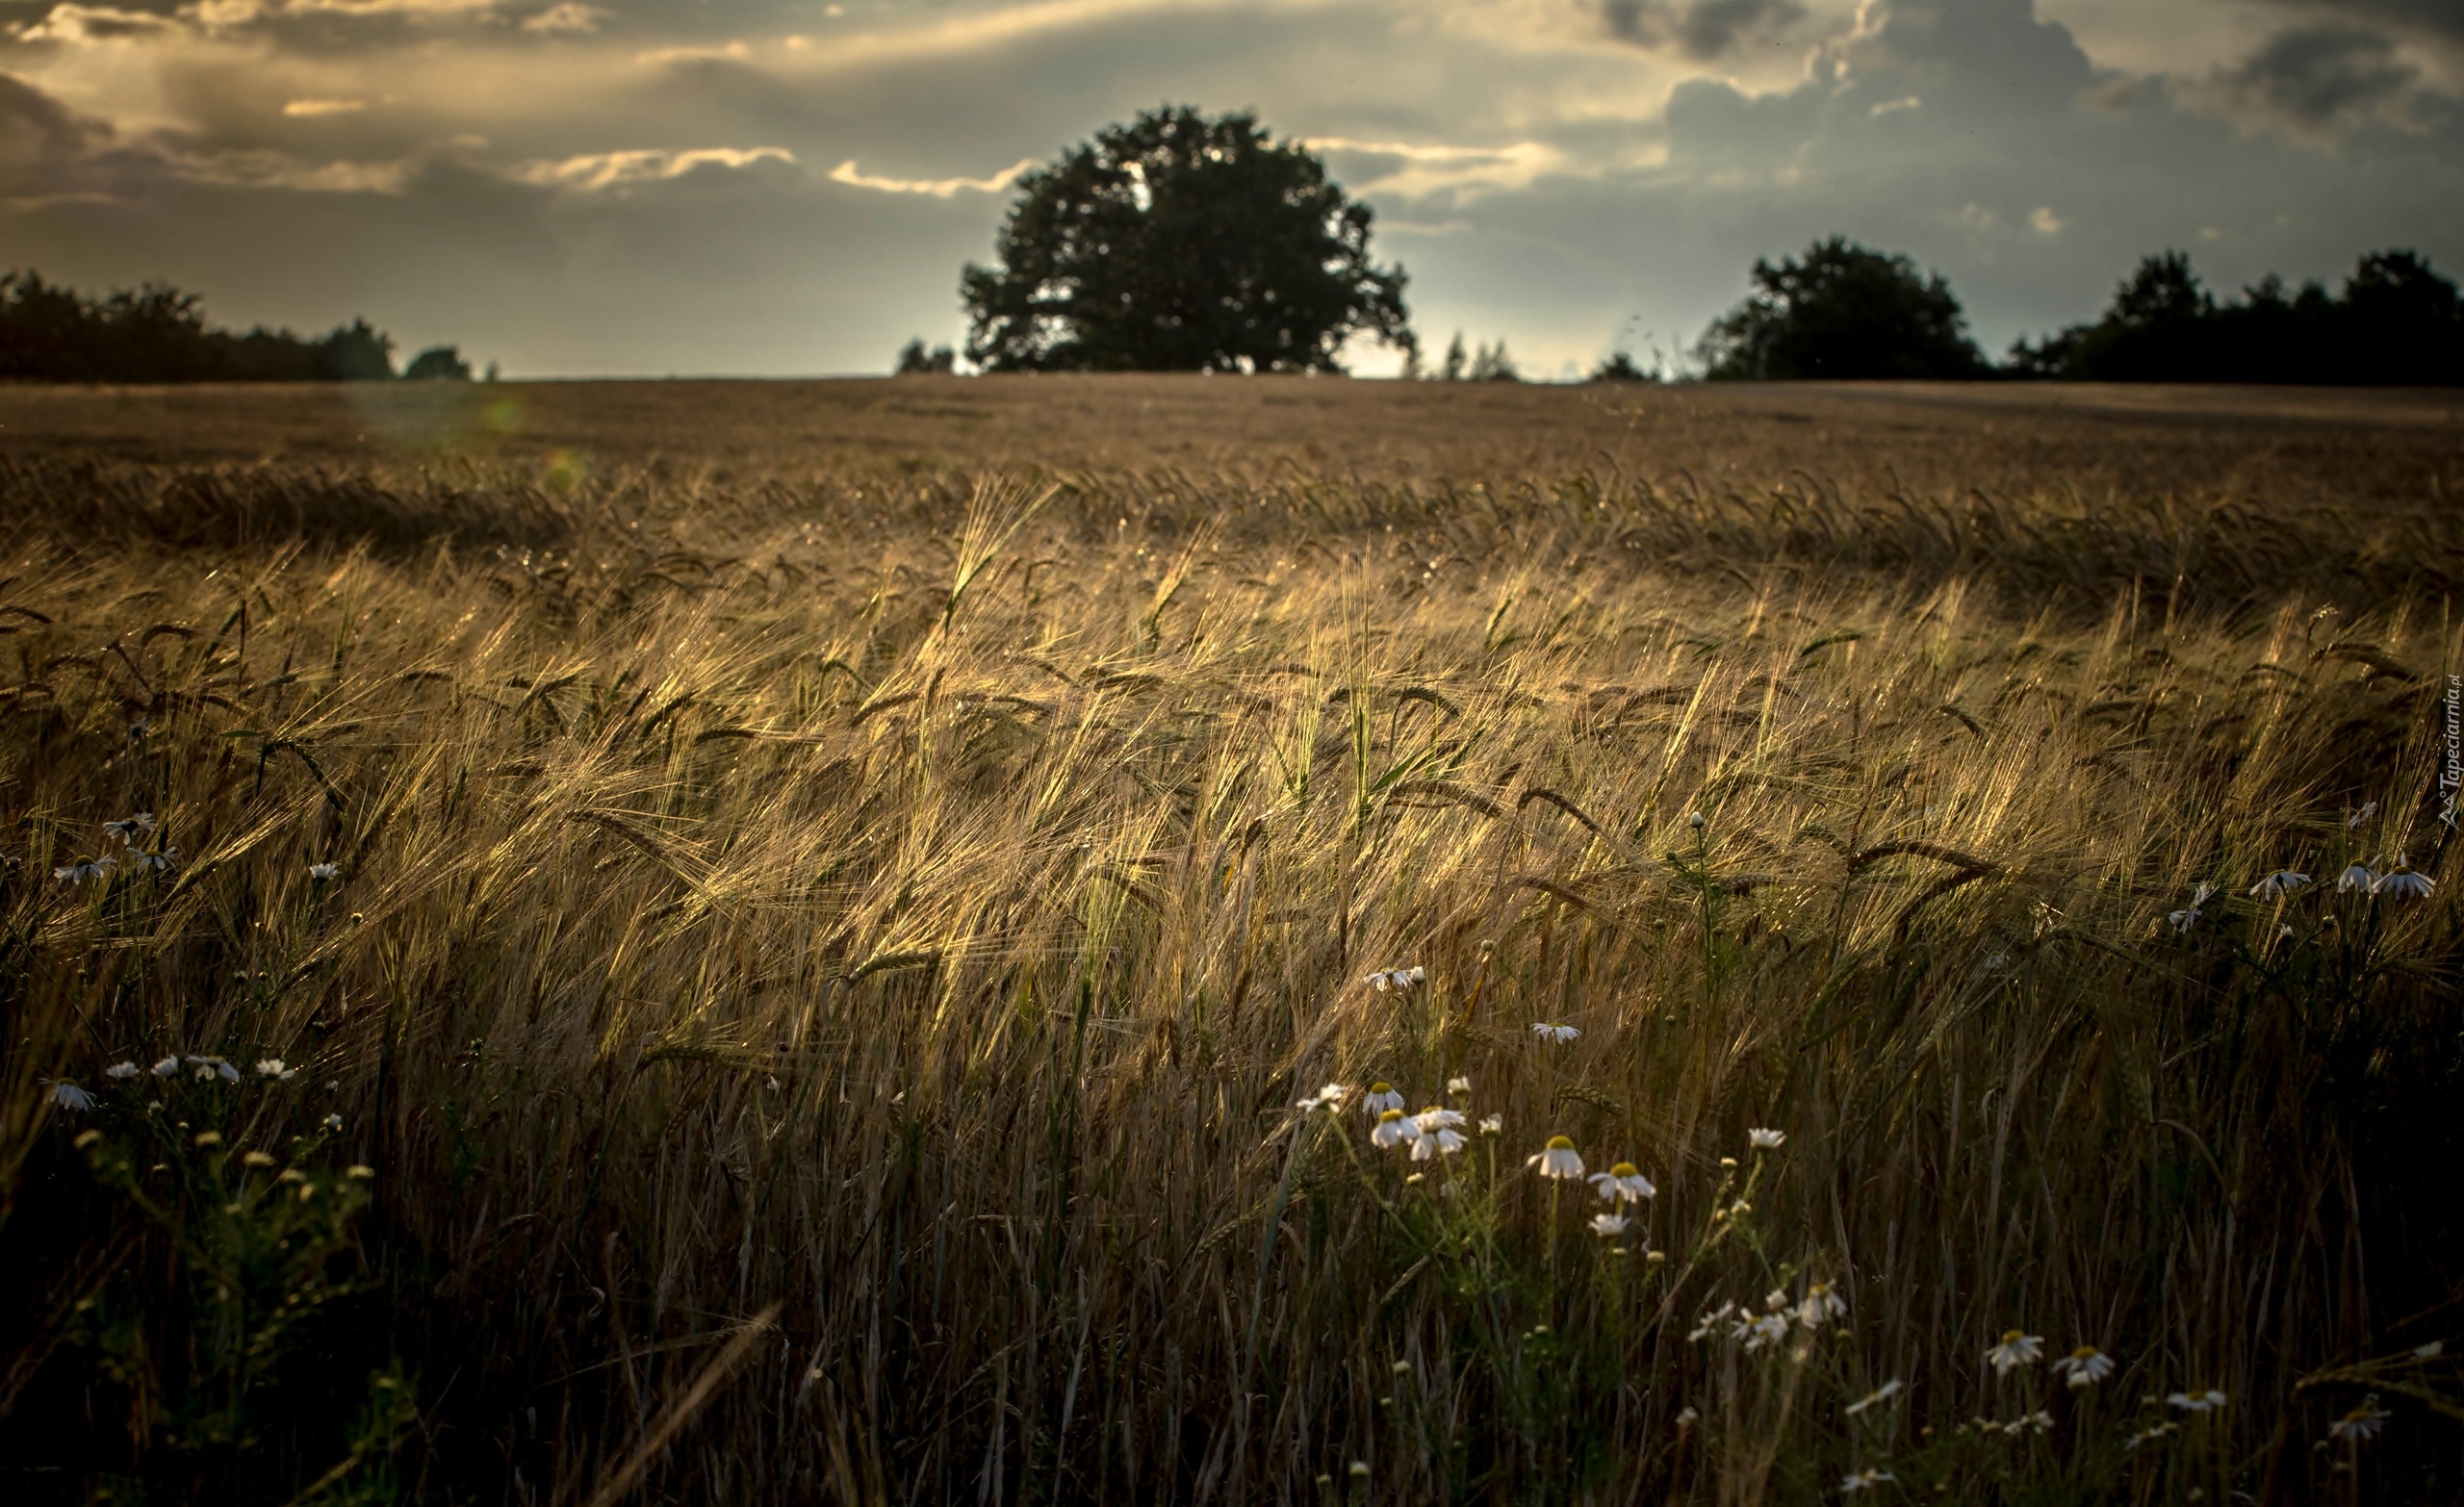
left=1740, top=1312, right=1791, bottom=1351
left=1748, top=1127, right=1784, bottom=1150
left=2168, top=883, right=2216, bottom=933
left=1294, top=1083, right=1349, bottom=1112
left=102, top=813, right=156, bottom=844
left=255, top=1059, right=297, bottom=1081
left=2338, top=863, right=2378, bottom=892
left=151, top=1056, right=179, bottom=1077
left=1589, top=1162, right=1656, bottom=1203
left=1674, top=1405, right=1700, bottom=1428
left=1414, top=1107, right=1465, bottom=1134
left=131, top=848, right=177, bottom=874
left=53, top=856, right=116, bottom=884
left=1588, top=1213, right=1630, bottom=1238
left=2348, top=802, right=2378, bottom=830
left=308, top=863, right=340, bottom=881
left=1477, top=1113, right=1502, bottom=1136
left=322, top=1112, right=343, bottom=1131
left=1845, top=1379, right=1905, bottom=1416
left=104, top=1061, right=140, bottom=1081
left=2327, top=1395, right=2389, bottom=1443
left=1687, top=1302, right=1737, bottom=1342
left=1687, top=810, right=1707, bottom=830
left=1800, top=1283, right=1848, bottom=1327
left=2166, top=1389, right=2227, bottom=1413
left=1531, top=1022, right=1579, bottom=1043
left=1412, top=1128, right=1465, bottom=1160
left=1839, top=1469, right=1896, bottom=1494
left=1363, top=1082, right=1405, bottom=1116
left=2248, top=870, right=2309, bottom=898
left=1527, top=1135, right=1584, bottom=1180
left=1370, top=1108, right=1412, bottom=1150
left=2052, top=1345, right=2115, bottom=1388
left=46, top=1081, right=95, bottom=1111
left=2375, top=856, right=2434, bottom=899
left=1986, top=1331, right=2044, bottom=1375
left=1446, top=1076, right=1472, bottom=1095
left=187, top=1056, right=239, bottom=1083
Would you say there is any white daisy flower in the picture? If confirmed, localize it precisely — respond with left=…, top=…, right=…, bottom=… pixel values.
left=1687, top=1302, right=1737, bottom=1342
left=2416, top=1341, right=2444, bottom=1359
left=186, top=1056, right=239, bottom=1083
left=2327, top=1395, right=2389, bottom=1443
left=322, top=1112, right=343, bottom=1131
left=309, top=863, right=340, bottom=881
left=1845, top=1379, right=1904, bottom=1416
left=1800, top=1283, right=1848, bottom=1327
left=151, top=1056, right=179, bottom=1077
left=2166, top=1389, right=2227, bottom=1413
left=1588, top=1161, right=1656, bottom=1203
left=1411, top=1126, right=1466, bottom=1159
left=2338, top=863, right=2378, bottom=892
left=1740, top=1312, right=1790, bottom=1351
left=1839, top=1469, right=1896, bottom=1494
left=2052, top=1345, right=2115, bottom=1388
left=46, top=1081, right=95, bottom=1111
left=53, top=856, right=116, bottom=884
left=1294, top=1083, right=1349, bottom=1112
left=102, top=813, right=156, bottom=843
left=1748, top=1127, right=1785, bottom=1149
left=1531, top=1022, right=1579, bottom=1043
left=2248, top=870, right=2309, bottom=898
left=2375, top=857, right=2433, bottom=899
left=104, top=1061, right=140, bottom=1081
left=1371, top=1108, right=1413, bottom=1150
left=131, top=847, right=178, bottom=874
left=1414, top=1106, right=1465, bottom=1133
left=1446, top=1076, right=1472, bottom=1095
left=2348, top=802, right=2378, bottom=830
left=1407, top=966, right=1425, bottom=984
left=1986, top=1331, right=2044, bottom=1375
left=2167, top=883, right=2216, bottom=933
left=255, top=1059, right=297, bottom=1081
left=1687, top=810, right=1707, bottom=830
left=1674, top=1405, right=1699, bottom=1428
left=2124, top=1422, right=2177, bottom=1450
left=1363, top=1082, right=1405, bottom=1116
left=1588, top=1213, right=1630, bottom=1238
left=1477, top=1113, right=1502, bottom=1136
left=1527, top=1135, right=1584, bottom=1180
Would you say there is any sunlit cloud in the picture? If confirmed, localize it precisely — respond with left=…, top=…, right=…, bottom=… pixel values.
left=827, top=156, right=1038, bottom=197
left=514, top=144, right=796, bottom=192
left=636, top=40, right=753, bottom=65
left=1869, top=94, right=1921, bottom=115
left=520, top=2, right=604, bottom=34
left=282, top=97, right=368, bottom=115
left=2029, top=205, right=2063, bottom=235
left=1304, top=137, right=1570, bottom=200
left=13, top=4, right=182, bottom=43
left=172, top=147, right=420, bottom=192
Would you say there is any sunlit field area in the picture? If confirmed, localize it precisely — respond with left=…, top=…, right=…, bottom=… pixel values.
left=1, top=377, right=2459, bottom=1504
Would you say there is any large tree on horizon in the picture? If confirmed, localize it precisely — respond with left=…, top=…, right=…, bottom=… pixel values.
left=1696, top=237, right=1988, bottom=381
left=960, top=106, right=1414, bottom=374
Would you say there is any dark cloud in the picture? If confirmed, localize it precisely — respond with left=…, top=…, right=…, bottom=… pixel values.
left=1602, top=0, right=1806, bottom=61
left=2234, top=0, right=2464, bottom=44
left=2209, top=24, right=2424, bottom=132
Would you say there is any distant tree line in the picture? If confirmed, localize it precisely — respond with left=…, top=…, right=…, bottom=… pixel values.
left=1675, top=238, right=2462, bottom=386
left=0, top=270, right=484, bottom=383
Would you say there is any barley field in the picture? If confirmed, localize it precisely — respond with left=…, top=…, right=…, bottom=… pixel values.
left=1, top=376, right=2459, bottom=1505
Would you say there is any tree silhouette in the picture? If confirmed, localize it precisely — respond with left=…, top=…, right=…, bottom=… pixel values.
left=2010, top=248, right=2462, bottom=384
left=1696, top=238, right=1987, bottom=380
left=894, top=338, right=956, bottom=374
left=962, top=106, right=1412, bottom=373
left=403, top=345, right=473, bottom=381
left=0, top=269, right=406, bottom=381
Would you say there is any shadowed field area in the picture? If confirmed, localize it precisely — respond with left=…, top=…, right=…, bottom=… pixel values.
left=0, top=379, right=2457, bottom=1505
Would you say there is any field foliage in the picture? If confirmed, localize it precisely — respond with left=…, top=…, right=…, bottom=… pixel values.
left=0, top=383, right=2458, bottom=1504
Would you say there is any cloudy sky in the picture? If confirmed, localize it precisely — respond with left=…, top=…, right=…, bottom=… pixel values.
left=4, top=0, right=2459, bottom=377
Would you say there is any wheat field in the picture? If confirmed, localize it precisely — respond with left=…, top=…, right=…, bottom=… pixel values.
left=0, top=377, right=2458, bottom=1505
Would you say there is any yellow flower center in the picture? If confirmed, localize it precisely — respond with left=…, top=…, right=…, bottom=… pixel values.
left=1611, top=1162, right=1639, bottom=1178
left=2001, top=1329, right=2025, bottom=1345
left=2071, top=1345, right=2097, bottom=1360
left=1378, top=1109, right=1403, bottom=1122
left=1370, top=1082, right=1392, bottom=1094
left=1546, top=1135, right=1574, bottom=1151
